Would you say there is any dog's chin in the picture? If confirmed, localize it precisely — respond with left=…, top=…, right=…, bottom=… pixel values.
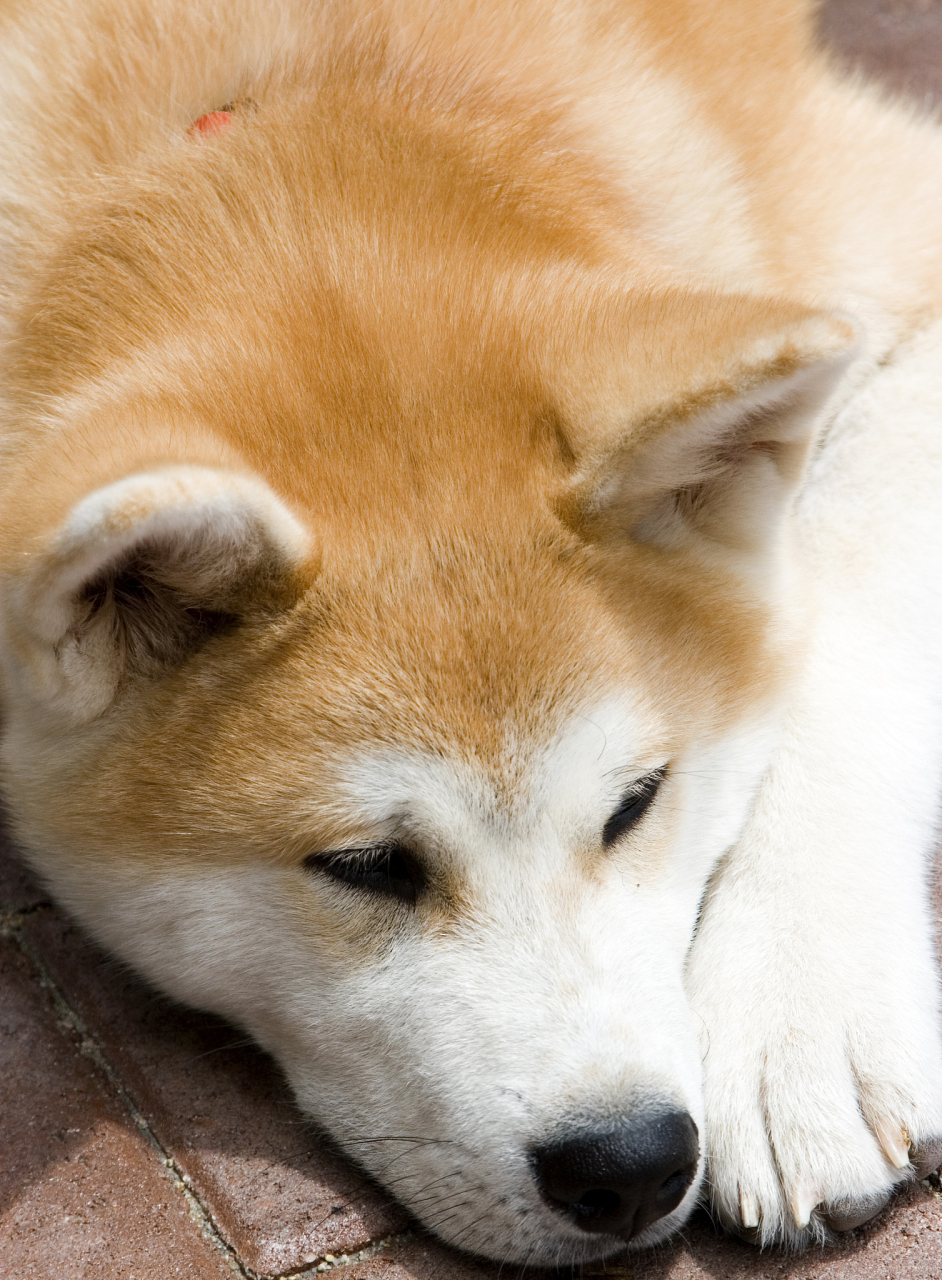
left=453, top=1219, right=679, bottom=1269
left=441, top=1223, right=632, bottom=1270
left=430, top=1181, right=702, bottom=1268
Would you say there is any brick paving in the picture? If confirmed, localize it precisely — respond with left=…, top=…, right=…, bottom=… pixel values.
left=4, top=2, right=942, bottom=1277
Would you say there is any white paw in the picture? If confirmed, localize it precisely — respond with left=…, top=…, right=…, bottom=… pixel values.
left=691, top=952, right=942, bottom=1245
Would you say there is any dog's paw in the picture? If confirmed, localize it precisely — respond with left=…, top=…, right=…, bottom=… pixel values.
left=693, top=971, right=942, bottom=1246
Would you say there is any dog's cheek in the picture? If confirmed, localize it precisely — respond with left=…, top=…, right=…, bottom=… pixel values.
left=25, top=857, right=360, bottom=1057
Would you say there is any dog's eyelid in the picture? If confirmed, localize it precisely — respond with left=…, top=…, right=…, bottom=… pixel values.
left=302, top=842, right=425, bottom=905
left=303, top=845, right=384, bottom=866
left=601, top=765, right=667, bottom=847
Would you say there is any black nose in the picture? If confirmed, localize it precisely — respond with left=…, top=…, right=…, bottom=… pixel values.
left=532, top=1110, right=699, bottom=1239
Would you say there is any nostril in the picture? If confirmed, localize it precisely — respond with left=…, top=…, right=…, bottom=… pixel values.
left=563, top=1162, right=696, bottom=1227
left=656, top=1166, right=695, bottom=1213
left=572, top=1187, right=621, bottom=1220
left=532, top=1109, right=699, bottom=1240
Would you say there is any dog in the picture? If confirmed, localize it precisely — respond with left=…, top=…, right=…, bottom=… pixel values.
left=2, top=0, right=942, bottom=1265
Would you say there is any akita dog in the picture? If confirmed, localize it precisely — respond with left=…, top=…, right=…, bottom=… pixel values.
left=2, top=0, right=942, bottom=1264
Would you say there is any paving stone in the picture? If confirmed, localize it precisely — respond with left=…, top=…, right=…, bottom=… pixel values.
left=0, top=823, right=49, bottom=911
left=820, top=0, right=942, bottom=106
left=343, top=1238, right=507, bottom=1280
left=20, top=909, right=409, bottom=1278
left=0, top=932, right=233, bottom=1280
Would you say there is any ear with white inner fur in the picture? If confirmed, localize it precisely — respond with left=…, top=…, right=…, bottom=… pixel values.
left=0, top=466, right=309, bottom=723
left=561, top=300, right=857, bottom=563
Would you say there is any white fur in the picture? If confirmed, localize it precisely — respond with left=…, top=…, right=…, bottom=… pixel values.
left=687, top=319, right=942, bottom=1242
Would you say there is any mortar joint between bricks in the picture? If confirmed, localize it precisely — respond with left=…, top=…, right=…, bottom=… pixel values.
left=8, top=917, right=258, bottom=1280
left=3, top=909, right=416, bottom=1280
left=0, top=901, right=41, bottom=932
left=0, top=899, right=54, bottom=928
left=0, top=905, right=45, bottom=938
left=0, top=906, right=21, bottom=934
left=277, top=1231, right=416, bottom=1280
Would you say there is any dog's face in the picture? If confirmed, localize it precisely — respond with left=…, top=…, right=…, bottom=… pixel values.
left=2, top=519, right=782, bottom=1263
left=0, top=96, right=854, bottom=1263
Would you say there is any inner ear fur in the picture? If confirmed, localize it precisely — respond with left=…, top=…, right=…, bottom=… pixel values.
left=1, top=466, right=310, bottom=722
left=554, top=291, right=857, bottom=559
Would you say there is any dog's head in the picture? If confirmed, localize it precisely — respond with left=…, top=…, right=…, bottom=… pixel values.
left=0, top=90, right=854, bottom=1263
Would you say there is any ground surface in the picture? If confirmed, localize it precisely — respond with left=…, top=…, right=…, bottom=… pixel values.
left=4, top=2, right=942, bottom=1277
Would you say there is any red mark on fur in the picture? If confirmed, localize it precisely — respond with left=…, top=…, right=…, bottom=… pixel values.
left=189, top=111, right=232, bottom=137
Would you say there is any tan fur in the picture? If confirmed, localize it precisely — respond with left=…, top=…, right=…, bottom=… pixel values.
left=0, top=1, right=872, bottom=868
left=0, top=0, right=926, bottom=874
left=3, top=0, right=942, bottom=1257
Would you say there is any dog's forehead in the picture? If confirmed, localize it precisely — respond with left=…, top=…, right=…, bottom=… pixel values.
left=282, top=535, right=634, bottom=749
left=282, top=523, right=762, bottom=764
left=335, top=697, right=662, bottom=846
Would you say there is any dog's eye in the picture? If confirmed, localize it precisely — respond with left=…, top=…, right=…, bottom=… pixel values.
left=303, top=844, right=423, bottom=904
left=602, top=767, right=666, bottom=846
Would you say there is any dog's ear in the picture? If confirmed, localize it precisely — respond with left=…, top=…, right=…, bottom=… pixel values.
left=1, top=466, right=310, bottom=722
left=556, top=293, right=857, bottom=566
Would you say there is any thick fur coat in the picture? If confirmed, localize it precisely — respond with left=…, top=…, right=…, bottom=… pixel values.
left=2, top=0, right=942, bottom=1263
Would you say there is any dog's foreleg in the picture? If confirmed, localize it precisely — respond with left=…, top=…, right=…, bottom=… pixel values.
left=686, top=329, right=942, bottom=1245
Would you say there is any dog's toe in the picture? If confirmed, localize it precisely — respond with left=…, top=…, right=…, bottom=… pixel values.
left=821, top=1190, right=893, bottom=1233
left=912, top=1136, right=942, bottom=1178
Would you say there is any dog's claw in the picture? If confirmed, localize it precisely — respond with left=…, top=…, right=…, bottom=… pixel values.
left=873, top=1118, right=911, bottom=1170
left=738, top=1187, right=759, bottom=1229
left=790, top=1182, right=822, bottom=1230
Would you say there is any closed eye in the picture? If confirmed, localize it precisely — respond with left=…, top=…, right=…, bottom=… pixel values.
left=601, top=766, right=667, bottom=846
left=303, top=843, right=423, bottom=905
